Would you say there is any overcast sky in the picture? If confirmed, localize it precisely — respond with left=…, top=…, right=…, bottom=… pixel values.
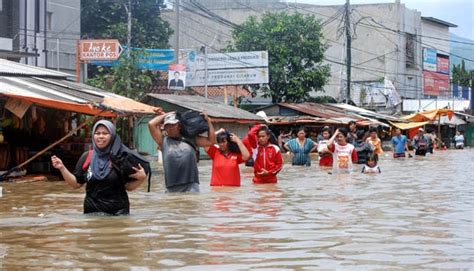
left=296, top=0, right=474, bottom=40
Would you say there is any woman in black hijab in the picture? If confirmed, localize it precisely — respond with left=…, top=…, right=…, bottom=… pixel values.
left=51, top=120, right=147, bottom=215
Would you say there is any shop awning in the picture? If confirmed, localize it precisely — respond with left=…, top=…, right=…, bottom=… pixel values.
left=389, top=121, right=430, bottom=130
left=401, top=109, right=454, bottom=122
left=0, top=76, right=159, bottom=117
left=0, top=93, right=116, bottom=117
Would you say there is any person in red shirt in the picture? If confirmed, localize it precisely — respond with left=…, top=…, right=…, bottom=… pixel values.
left=244, top=124, right=283, bottom=184
left=205, top=130, right=250, bottom=186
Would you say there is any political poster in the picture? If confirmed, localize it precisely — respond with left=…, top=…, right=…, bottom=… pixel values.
left=168, top=64, right=186, bottom=90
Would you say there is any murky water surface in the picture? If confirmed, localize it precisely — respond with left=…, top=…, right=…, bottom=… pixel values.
left=1, top=150, right=473, bottom=270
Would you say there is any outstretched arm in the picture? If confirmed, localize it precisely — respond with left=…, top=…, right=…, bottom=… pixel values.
left=51, top=155, right=82, bottom=189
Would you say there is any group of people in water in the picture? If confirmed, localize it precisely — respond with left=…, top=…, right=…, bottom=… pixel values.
left=50, top=112, right=466, bottom=216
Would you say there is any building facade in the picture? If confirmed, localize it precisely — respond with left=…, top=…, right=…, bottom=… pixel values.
left=163, top=0, right=456, bottom=101
left=0, top=0, right=80, bottom=74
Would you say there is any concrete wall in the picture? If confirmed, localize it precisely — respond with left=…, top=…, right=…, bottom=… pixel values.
left=163, top=1, right=433, bottom=100
left=19, top=0, right=80, bottom=73
left=421, top=20, right=450, bottom=54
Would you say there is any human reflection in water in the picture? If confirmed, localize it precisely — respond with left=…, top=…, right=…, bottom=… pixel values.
left=203, top=185, right=283, bottom=265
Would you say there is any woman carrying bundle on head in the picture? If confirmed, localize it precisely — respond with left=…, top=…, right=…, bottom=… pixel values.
left=205, top=129, right=250, bottom=187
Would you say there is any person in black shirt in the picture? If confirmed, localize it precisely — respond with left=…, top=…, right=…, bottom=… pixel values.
left=51, top=120, right=147, bottom=215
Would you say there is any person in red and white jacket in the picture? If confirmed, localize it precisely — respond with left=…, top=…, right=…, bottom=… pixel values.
left=243, top=124, right=283, bottom=184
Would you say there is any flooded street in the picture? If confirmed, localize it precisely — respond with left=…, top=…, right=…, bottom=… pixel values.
left=1, top=149, right=473, bottom=270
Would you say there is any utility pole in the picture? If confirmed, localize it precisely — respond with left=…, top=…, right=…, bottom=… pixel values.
left=126, top=0, right=132, bottom=57
left=44, top=0, right=48, bottom=68
left=204, top=46, right=208, bottom=99
left=345, top=0, right=351, bottom=104
left=175, top=0, right=180, bottom=63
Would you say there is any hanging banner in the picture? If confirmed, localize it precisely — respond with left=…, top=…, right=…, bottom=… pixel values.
left=168, top=64, right=186, bottom=90
left=437, top=56, right=449, bottom=74
left=423, top=71, right=449, bottom=96
left=422, top=48, right=437, bottom=72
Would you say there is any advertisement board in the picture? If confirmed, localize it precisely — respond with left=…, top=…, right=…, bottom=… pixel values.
left=437, top=56, right=449, bottom=74
left=422, top=48, right=437, bottom=72
left=184, top=51, right=269, bottom=86
left=191, top=51, right=268, bottom=70
left=186, top=68, right=269, bottom=87
left=423, top=71, right=449, bottom=96
left=168, top=64, right=186, bottom=90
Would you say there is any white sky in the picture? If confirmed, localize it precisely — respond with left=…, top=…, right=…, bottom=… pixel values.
left=296, top=0, right=474, bottom=40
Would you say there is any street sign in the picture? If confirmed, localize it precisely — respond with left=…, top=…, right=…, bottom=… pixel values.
left=79, top=39, right=122, bottom=61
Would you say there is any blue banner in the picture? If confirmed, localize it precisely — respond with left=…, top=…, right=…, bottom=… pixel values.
left=90, top=48, right=174, bottom=71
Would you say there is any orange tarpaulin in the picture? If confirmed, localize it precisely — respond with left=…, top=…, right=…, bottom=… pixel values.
left=102, top=96, right=159, bottom=115
left=1, top=93, right=160, bottom=117
left=1, top=93, right=116, bottom=117
left=401, top=109, right=454, bottom=122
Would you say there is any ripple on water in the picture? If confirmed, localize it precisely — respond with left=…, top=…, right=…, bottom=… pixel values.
left=0, top=149, right=472, bottom=269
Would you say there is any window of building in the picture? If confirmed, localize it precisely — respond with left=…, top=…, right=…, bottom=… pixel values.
left=406, top=33, right=416, bottom=68
left=0, top=0, right=3, bottom=12
left=47, top=11, right=53, bottom=30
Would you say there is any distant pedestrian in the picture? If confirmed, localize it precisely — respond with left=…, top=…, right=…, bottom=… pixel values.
left=317, top=127, right=333, bottom=168
left=366, top=127, right=383, bottom=156
left=391, top=127, right=409, bottom=158
left=327, top=128, right=358, bottom=174
left=412, top=128, right=429, bottom=156
left=347, top=121, right=358, bottom=146
left=454, top=131, right=465, bottom=149
left=361, top=153, right=381, bottom=174
left=284, top=127, right=317, bottom=166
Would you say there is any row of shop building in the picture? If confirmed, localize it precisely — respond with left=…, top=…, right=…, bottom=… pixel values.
left=0, top=59, right=472, bottom=177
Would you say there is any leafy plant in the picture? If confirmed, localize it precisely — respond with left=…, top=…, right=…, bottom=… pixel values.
left=229, top=12, right=331, bottom=103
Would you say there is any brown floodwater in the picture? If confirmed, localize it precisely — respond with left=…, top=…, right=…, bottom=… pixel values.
left=0, top=149, right=473, bottom=270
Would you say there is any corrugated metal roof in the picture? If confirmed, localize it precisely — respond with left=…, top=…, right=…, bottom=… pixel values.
left=277, top=103, right=358, bottom=119
left=145, top=94, right=263, bottom=121
left=327, top=103, right=401, bottom=121
left=0, top=59, right=71, bottom=78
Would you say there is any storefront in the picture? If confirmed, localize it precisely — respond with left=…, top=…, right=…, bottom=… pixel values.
left=0, top=59, right=159, bottom=179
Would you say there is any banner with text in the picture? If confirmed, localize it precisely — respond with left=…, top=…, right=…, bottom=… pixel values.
left=423, top=71, right=449, bottom=96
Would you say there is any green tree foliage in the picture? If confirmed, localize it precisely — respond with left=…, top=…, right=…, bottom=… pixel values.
left=82, top=0, right=172, bottom=99
left=452, top=59, right=472, bottom=87
left=81, top=0, right=172, bottom=48
left=230, top=12, right=331, bottom=102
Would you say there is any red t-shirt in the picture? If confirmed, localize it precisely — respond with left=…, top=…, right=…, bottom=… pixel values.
left=207, top=145, right=244, bottom=186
